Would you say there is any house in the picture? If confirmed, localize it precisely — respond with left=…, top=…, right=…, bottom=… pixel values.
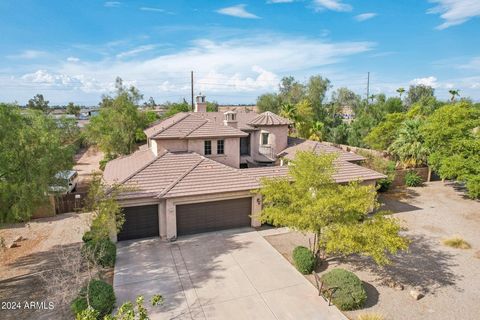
left=103, top=95, right=386, bottom=242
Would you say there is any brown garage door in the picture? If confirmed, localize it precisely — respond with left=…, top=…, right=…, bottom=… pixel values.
left=117, top=205, right=159, bottom=241
left=177, top=198, right=252, bottom=236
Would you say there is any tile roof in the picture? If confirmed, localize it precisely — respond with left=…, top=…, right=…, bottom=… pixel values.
left=144, top=112, right=248, bottom=139
left=279, top=137, right=365, bottom=162
left=103, top=146, right=156, bottom=185
left=248, top=111, right=293, bottom=126
left=195, top=111, right=259, bottom=131
left=242, top=161, right=386, bottom=184
left=104, top=151, right=259, bottom=199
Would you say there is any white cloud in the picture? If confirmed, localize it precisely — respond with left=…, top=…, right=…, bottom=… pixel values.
left=21, top=70, right=112, bottom=93
left=313, top=0, right=352, bottom=12
left=459, top=56, right=480, bottom=71
left=410, top=76, right=439, bottom=88
left=116, top=45, right=157, bottom=59
left=140, top=7, right=165, bottom=13
left=7, top=50, right=46, bottom=59
left=67, top=56, right=80, bottom=62
left=216, top=4, right=260, bottom=19
left=104, top=1, right=121, bottom=8
left=428, top=0, right=480, bottom=29
left=355, top=12, right=377, bottom=21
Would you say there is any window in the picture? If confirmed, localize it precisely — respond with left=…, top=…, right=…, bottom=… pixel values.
left=240, top=135, right=250, bottom=156
left=204, top=140, right=212, bottom=155
left=262, top=132, right=269, bottom=145
left=217, top=140, right=224, bottom=155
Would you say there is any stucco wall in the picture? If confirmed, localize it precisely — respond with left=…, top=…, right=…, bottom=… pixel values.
left=188, top=137, right=240, bottom=168
left=154, top=139, right=189, bottom=154
left=253, top=125, right=289, bottom=156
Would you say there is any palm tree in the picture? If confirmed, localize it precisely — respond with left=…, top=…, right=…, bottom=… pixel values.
left=308, top=121, right=324, bottom=141
left=448, top=89, right=460, bottom=102
left=388, top=118, right=429, bottom=168
left=369, top=94, right=376, bottom=103
left=280, top=103, right=297, bottom=121
left=396, top=87, right=405, bottom=98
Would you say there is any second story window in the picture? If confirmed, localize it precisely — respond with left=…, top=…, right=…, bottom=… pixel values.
left=217, top=140, right=225, bottom=154
left=204, top=140, right=212, bottom=155
left=262, top=132, right=269, bottom=145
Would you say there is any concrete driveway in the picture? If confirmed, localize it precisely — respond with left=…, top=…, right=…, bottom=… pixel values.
left=114, top=228, right=345, bottom=320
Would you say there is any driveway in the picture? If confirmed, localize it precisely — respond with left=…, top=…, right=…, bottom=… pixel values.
left=114, top=228, right=345, bottom=320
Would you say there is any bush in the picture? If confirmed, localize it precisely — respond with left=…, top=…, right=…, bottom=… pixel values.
left=84, top=237, right=117, bottom=268
left=443, top=237, right=471, bottom=249
left=82, top=230, right=94, bottom=243
left=377, top=178, right=392, bottom=192
left=71, top=279, right=115, bottom=319
left=357, top=313, right=384, bottom=320
left=405, top=171, right=422, bottom=187
left=321, top=268, right=367, bottom=311
left=292, top=246, right=315, bottom=274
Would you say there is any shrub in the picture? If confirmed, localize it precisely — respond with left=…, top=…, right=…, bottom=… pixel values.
left=71, top=279, right=115, bottom=319
left=405, top=171, right=422, bottom=187
left=443, top=237, right=471, bottom=249
left=377, top=178, right=392, bottom=192
left=321, top=268, right=367, bottom=311
left=84, top=237, right=117, bottom=268
left=292, top=246, right=315, bottom=274
left=357, top=313, right=385, bottom=320
left=82, top=231, right=94, bottom=243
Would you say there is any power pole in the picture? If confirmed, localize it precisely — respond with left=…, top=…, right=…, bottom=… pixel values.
left=366, top=71, right=370, bottom=104
left=190, top=71, right=194, bottom=111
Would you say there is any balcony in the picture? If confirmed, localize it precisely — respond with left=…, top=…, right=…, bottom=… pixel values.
left=258, top=145, right=275, bottom=161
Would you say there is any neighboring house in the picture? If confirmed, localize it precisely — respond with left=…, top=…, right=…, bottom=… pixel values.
left=218, top=105, right=258, bottom=113
left=335, top=105, right=355, bottom=123
left=103, top=95, right=386, bottom=242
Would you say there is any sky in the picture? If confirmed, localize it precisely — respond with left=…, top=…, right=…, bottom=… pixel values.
left=0, top=0, right=479, bottom=106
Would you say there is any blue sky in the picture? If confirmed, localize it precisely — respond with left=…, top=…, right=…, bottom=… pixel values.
left=0, top=0, right=479, bottom=105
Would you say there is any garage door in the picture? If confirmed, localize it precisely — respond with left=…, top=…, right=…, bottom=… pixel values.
left=177, top=198, right=252, bottom=236
left=117, top=205, right=159, bottom=241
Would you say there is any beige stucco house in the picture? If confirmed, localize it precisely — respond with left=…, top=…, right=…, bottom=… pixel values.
left=103, top=95, right=385, bottom=242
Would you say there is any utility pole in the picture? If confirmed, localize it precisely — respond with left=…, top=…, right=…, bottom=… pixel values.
left=190, top=71, right=194, bottom=111
left=366, top=71, right=370, bottom=104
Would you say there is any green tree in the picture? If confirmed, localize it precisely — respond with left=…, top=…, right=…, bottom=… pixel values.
left=308, top=121, right=325, bottom=141
left=388, top=118, right=429, bottom=168
left=396, top=87, right=405, bottom=98
left=280, top=103, right=297, bottom=121
left=448, top=89, right=460, bottom=102
left=422, top=102, right=480, bottom=198
left=206, top=100, right=219, bottom=112
left=26, top=93, right=49, bottom=113
left=306, top=75, right=331, bottom=120
left=66, top=102, right=81, bottom=116
left=143, top=96, right=157, bottom=109
left=0, top=104, right=74, bottom=222
left=279, top=76, right=306, bottom=105
left=364, top=113, right=406, bottom=150
left=162, top=101, right=190, bottom=118
left=293, top=99, right=315, bottom=138
left=258, top=151, right=408, bottom=265
left=85, top=78, right=144, bottom=157
left=405, top=85, right=435, bottom=106
left=256, top=93, right=281, bottom=113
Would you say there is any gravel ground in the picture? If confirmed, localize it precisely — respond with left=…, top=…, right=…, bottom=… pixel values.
left=73, top=146, right=103, bottom=192
left=264, top=181, right=480, bottom=320
left=0, top=213, right=91, bottom=319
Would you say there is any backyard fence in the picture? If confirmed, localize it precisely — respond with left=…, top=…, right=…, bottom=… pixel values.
left=54, top=192, right=87, bottom=214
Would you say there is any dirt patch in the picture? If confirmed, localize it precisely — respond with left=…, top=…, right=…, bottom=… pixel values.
left=0, top=213, right=91, bottom=319
left=264, top=181, right=480, bottom=320
left=73, top=146, right=103, bottom=192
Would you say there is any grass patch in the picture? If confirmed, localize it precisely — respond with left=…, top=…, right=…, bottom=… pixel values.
left=442, top=237, right=471, bottom=249
left=357, top=313, right=385, bottom=320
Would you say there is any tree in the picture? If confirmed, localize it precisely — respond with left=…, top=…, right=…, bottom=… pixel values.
left=422, top=102, right=480, bottom=198
left=280, top=103, right=297, bottom=121
left=293, top=99, right=315, bottom=139
left=279, top=76, right=306, bottom=105
left=206, top=100, right=219, bottom=112
left=306, top=75, right=331, bottom=120
left=258, top=151, right=409, bottom=265
left=256, top=93, right=281, bottom=113
left=331, top=87, right=361, bottom=112
left=388, top=118, right=429, bottom=168
left=143, top=96, right=156, bottom=109
left=27, top=93, right=49, bottom=112
left=0, top=104, right=74, bottom=222
left=448, top=89, right=460, bottom=102
left=396, top=87, right=405, bottom=98
left=85, top=78, right=144, bottom=157
left=308, top=121, right=325, bottom=141
left=66, top=102, right=81, bottom=116
left=162, top=101, right=190, bottom=118
left=364, top=113, right=406, bottom=150
left=405, top=85, right=434, bottom=106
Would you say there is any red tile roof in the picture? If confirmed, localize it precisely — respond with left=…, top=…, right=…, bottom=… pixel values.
left=248, top=111, right=293, bottom=126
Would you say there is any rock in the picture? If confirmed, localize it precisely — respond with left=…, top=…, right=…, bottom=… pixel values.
left=394, top=283, right=404, bottom=291
left=7, top=242, right=19, bottom=249
left=13, top=235, right=24, bottom=242
left=410, top=289, right=424, bottom=300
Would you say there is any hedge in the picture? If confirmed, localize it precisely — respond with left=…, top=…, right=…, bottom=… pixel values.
left=71, top=279, right=115, bottom=319
left=321, top=268, right=367, bottom=311
left=292, top=246, right=315, bottom=274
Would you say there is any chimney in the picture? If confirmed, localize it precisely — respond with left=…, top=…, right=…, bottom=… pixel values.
left=223, top=110, right=238, bottom=128
left=195, top=94, right=207, bottom=112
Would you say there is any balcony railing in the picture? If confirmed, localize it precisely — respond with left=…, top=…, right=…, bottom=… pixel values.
left=258, top=145, right=275, bottom=160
